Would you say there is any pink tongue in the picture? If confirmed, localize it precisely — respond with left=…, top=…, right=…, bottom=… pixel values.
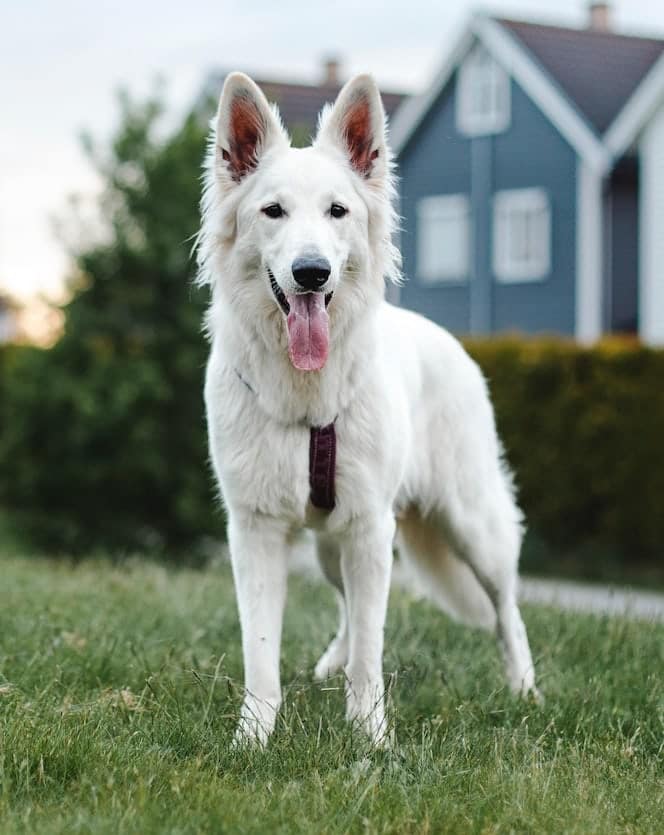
left=285, top=293, right=329, bottom=371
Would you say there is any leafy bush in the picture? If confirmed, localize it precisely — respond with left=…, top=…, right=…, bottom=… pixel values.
left=467, top=337, right=664, bottom=581
left=0, top=94, right=222, bottom=555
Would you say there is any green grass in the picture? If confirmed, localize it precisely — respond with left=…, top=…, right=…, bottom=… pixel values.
left=0, top=555, right=662, bottom=834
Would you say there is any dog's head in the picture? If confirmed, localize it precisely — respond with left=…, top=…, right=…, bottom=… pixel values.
left=199, top=72, right=400, bottom=371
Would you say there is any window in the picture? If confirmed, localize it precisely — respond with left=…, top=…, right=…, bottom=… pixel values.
left=457, top=46, right=511, bottom=136
left=493, top=189, right=551, bottom=282
left=417, top=195, right=470, bottom=283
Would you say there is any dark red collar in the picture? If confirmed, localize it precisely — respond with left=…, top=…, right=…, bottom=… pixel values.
left=309, top=424, right=336, bottom=511
left=235, top=368, right=336, bottom=512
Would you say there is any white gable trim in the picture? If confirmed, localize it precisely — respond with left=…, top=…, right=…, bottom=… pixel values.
left=475, top=17, right=609, bottom=174
left=604, top=51, right=664, bottom=159
left=575, top=161, right=604, bottom=343
left=391, top=14, right=611, bottom=174
left=638, top=104, right=664, bottom=345
left=390, top=25, right=475, bottom=153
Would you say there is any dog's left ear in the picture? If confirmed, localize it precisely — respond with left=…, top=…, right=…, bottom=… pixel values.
left=316, top=74, right=387, bottom=182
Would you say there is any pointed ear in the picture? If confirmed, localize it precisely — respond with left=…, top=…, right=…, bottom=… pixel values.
left=316, top=74, right=387, bottom=181
left=215, top=72, right=288, bottom=186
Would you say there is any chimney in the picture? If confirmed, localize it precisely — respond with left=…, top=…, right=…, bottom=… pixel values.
left=588, top=2, right=612, bottom=32
left=322, top=57, right=341, bottom=87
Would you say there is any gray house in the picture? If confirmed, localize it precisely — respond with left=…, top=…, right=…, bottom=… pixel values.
left=391, top=5, right=664, bottom=344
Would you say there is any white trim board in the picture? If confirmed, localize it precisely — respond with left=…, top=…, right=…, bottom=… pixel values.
left=604, top=51, right=664, bottom=159
left=575, top=161, right=603, bottom=343
left=474, top=17, right=609, bottom=174
left=638, top=104, right=664, bottom=346
left=390, top=12, right=610, bottom=174
left=390, top=24, right=475, bottom=153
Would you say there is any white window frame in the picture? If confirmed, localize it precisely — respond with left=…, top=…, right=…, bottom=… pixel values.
left=416, top=194, right=471, bottom=284
left=493, top=188, right=552, bottom=283
left=456, top=45, right=511, bottom=137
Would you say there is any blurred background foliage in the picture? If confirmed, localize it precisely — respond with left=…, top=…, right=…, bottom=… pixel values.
left=0, top=92, right=662, bottom=583
left=467, top=338, right=664, bottom=585
left=0, top=93, right=222, bottom=557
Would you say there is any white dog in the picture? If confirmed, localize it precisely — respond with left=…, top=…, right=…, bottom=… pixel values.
left=198, top=72, right=538, bottom=746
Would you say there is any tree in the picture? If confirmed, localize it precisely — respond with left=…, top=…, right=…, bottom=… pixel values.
left=0, top=92, right=222, bottom=555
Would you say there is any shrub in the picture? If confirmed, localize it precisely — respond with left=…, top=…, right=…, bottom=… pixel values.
left=466, top=336, right=664, bottom=580
left=0, top=93, right=222, bottom=555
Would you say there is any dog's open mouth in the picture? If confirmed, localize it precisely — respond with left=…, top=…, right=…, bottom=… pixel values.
left=268, top=269, right=333, bottom=314
left=269, top=271, right=290, bottom=315
left=268, top=268, right=333, bottom=372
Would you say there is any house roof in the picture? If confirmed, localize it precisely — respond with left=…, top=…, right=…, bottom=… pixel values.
left=390, top=12, right=664, bottom=172
left=202, top=71, right=406, bottom=142
left=500, top=19, right=664, bottom=134
left=391, top=14, right=610, bottom=171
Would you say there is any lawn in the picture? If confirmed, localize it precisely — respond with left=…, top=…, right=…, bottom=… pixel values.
left=0, top=554, right=662, bottom=834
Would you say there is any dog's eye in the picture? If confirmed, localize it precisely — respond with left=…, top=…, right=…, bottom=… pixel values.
left=262, top=203, right=285, bottom=219
left=330, top=203, right=348, bottom=219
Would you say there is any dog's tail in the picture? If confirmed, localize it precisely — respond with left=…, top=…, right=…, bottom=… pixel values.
left=395, top=511, right=496, bottom=631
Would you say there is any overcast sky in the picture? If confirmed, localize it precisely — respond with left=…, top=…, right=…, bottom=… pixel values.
left=3, top=0, right=664, bottom=299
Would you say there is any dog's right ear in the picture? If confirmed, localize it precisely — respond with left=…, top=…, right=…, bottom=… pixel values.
left=215, top=73, right=288, bottom=188
left=315, top=75, right=387, bottom=183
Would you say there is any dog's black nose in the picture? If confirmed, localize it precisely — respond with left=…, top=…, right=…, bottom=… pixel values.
left=292, top=256, right=331, bottom=291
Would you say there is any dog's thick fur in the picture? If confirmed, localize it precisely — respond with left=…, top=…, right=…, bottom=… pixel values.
left=199, top=72, right=538, bottom=745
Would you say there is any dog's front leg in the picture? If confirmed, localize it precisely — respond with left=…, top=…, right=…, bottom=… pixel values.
left=340, top=513, right=395, bottom=745
left=228, top=512, right=289, bottom=747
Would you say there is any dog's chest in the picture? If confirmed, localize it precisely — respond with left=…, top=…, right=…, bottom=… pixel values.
left=225, top=417, right=312, bottom=519
left=217, top=408, right=389, bottom=525
left=207, top=355, right=402, bottom=524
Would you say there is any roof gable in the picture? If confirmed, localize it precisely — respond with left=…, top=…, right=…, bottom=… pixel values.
left=391, top=14, right=610, bottom=172
left=391, top=13, right=664, bottom=173
left=605, top=50, right=664, bottom=156
left=500, top=19, right=664, bottom=134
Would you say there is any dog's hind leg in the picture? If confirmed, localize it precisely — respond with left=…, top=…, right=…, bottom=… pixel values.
left=441, top=491, right=539, bottom=700
left=314, top=533, right=349, bottom=680
left=397, top=509, right=496, bottom=631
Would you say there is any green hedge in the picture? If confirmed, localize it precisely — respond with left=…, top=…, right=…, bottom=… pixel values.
left=466, top=337, right=664, bottom=581
left=1, top=335, right=663, bottom=580
left=0, top=333, right=222, bottom=558
left=0, top=94, right=224, bottom=558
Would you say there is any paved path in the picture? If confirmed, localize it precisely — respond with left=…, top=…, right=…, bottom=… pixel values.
left=288, top=541, right=664, bottom=622
left=519, top=576, right=664, bottom=622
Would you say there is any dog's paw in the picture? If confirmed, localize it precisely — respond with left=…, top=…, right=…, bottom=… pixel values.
left=232, top=695, right=280, bottom=748
left=232, top=721, right=269, bottom=749
left=348, top=708, right=394, bottom=750
left=524, top=685, right=544, bottom=705
left=512, top=680, right=543, bottom=705
left=314, top=638, right=348, bottom=681
left=345, top=679, right=391, bottom=747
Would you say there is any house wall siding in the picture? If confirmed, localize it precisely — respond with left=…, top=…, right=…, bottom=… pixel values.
left=608, top=159, right=639, bottom=333
left=397, top=68, right=578, bottom=336
left=491, top=83, right=577, bottom=334
left=397, top=71, right=472, bottom=333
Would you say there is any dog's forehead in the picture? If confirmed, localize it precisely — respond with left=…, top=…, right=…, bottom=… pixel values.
left=258, top=146, right=353, bottom=195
